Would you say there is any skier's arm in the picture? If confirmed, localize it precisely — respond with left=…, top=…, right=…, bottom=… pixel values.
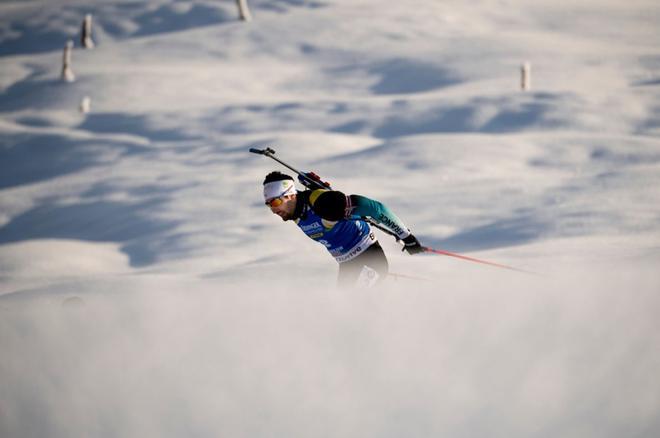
left=349, top=194, right=424, bottom=253
left=346, top=194, right=411, bottom=239
left=310, top=190, right=424, bottom=254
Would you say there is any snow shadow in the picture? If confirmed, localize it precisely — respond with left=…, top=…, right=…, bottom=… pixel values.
left=258, top=0, right=328, bottom=13
left=328, top=93, right=567, bottom=138
left=0, top=1, right=233, bottom=56
left=0, top=78, right=199, bottom=143
left=632, top=78, right=660, bottom=87
left=14, top=116, right=54, bottom=128
left=78, top=113, right=199, bottom=142
left=373, top=95, right=561, bottom=138
left=636, top=109, right=660, bottom=135
left=0, top=133, right=143, bottom=190
left=422, top=212, right=550, bottom=253
left=131, top=3, right=232, bottom=37
left=0, top=199, right=179, bottom=267
left=373, top=105, right=477, bottom=136
left=368, top=58, right=462, bottom=95
left=0, top=22, right=73, bottom=57
left=0, top=72, right=80, bottom=113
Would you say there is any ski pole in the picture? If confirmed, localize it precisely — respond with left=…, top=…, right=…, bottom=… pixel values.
left=366, top=217, right=535, bottom=275
left=364, top=218, right=400, bottom=239
left=388, top=272, right=432, bottom=282
left=422, top=246, right=538, bottom=275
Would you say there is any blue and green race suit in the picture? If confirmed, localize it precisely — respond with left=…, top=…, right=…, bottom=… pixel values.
left=293, top=189, right=411, bottom=263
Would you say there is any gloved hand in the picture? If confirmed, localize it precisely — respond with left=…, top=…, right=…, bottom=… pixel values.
left=298, top=171, right=331, bottom=190
left=402, top=234, right=425, bottom=255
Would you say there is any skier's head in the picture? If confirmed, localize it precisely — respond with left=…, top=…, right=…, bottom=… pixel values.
left=263, top=171, right=297, bottom=221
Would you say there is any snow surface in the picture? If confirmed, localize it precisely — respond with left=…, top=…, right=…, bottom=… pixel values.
left=1, top=0, right=660, bottom=437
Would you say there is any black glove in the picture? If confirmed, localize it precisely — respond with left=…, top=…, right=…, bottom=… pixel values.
left=402, top=234, right=425, bottom=255
left=298, top=171, right=331, bottom=190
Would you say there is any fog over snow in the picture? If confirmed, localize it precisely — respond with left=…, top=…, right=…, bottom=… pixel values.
left=1, top=1, right=660, bottom=437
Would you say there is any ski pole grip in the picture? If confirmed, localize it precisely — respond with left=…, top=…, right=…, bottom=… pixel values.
left=249, top=147, right=276, bottom=156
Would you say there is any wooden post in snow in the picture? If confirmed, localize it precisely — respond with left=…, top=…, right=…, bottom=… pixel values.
left=81, top=14, right=95, bottom=49
left=61, top=40, right=75, bottom=82
left=79, top=96, right=91, bottom=113
left=236, top=0, right=252, bottom=21
left=521, top=62, right=531, bottom=91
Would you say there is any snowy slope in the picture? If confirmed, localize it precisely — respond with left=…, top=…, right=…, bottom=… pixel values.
left=1, top=1, right=660, bottom=437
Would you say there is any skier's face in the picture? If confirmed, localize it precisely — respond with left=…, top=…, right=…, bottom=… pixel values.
left=269, top=194, right=297, bottom=221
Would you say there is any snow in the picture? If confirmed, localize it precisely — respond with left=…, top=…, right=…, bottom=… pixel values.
left=1, top=1, right=660, bottom=437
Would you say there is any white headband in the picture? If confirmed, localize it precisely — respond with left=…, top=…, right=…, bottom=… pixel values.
left=263, top=179, right=296, bottom=202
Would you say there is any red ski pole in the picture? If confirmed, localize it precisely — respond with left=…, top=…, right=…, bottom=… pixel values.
left=366, top=219, right=537, bottom=275
left=422, top=246, right=538, bottom=275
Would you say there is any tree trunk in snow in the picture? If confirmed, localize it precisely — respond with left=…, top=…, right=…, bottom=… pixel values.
left=521, top=62, right=531, bottom=91
left=61, top=40, right=75, bottom=82
left=81, top=14, right=95, bottom=49
left=236, top=0, right=252, bottom=22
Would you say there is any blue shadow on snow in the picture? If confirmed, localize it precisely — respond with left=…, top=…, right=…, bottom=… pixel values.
left=421, top=213, right=549, bottom=253
left=78, top=113, right=199, bottom=142
left=0, top=133, right=146, bottom=190
left=0, top=3, right=232, bottom=57
left=369, top=58, right=462, bottom=95
left=372, top=98, right=560, bottom=138
left=0, top=200, right=179, bottom=267
left=132, top=4, right=231, bottom=37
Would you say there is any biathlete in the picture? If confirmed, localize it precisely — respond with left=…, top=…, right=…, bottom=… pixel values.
left=262, top=171, right=424, bottom=287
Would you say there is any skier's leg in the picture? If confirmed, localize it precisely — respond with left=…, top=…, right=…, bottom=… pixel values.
left=336, top=242, right=389, bottom=288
